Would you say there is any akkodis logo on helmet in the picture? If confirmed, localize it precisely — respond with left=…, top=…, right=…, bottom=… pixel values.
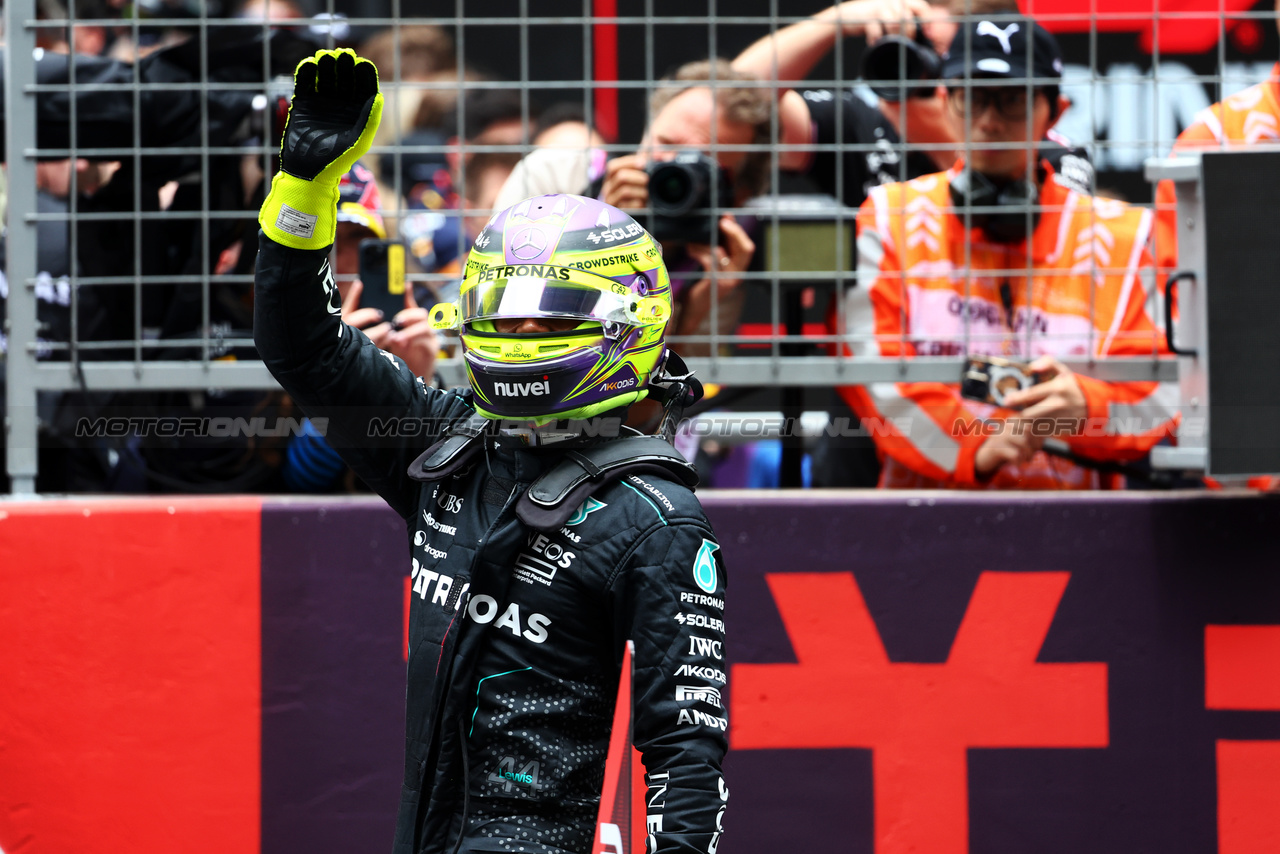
left=693, top=539, right=720, bottom=594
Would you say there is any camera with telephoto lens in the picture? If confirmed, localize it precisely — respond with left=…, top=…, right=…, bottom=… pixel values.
left=860, top=22, right=942, bottom=102
left=644, top=151, right=734, bottom=244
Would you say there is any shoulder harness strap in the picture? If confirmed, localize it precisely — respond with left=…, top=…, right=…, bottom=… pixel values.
left=406, top=411, right=489, bottom=483
left=515, top=436, right=698, bottom=532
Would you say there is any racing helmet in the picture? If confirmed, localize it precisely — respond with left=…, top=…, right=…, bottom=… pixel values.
left=430, top=194, right=673, bottom=421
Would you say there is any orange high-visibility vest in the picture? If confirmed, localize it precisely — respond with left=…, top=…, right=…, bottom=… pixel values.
left=838, top=163, right=1178, bottom=489
left=1155, top=65, right=1280, bottom=276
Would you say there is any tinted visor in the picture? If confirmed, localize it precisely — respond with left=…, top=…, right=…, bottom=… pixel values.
left=461, top=276, right=636, bottom=325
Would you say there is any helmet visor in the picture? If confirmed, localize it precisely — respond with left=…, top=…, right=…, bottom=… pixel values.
left=461, top=273, right=645, bottom=326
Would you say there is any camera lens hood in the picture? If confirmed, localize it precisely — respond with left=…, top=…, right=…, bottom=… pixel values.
left=648, top=160, right=700, bottom=215
left=861, top=25, right=942, bottom=102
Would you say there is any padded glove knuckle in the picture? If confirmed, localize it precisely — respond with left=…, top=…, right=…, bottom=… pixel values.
left=258, top=49, right=383, bottom=250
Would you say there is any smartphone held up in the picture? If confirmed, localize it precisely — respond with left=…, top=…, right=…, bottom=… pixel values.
left=357, top=239, right=408, bottom=321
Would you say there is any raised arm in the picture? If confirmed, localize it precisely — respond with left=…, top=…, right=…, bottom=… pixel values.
left=734, top=0, right=927, bottom=81
left=254, top=49, right=469, bottom=516
left=732, top=0, right=935, bottom=171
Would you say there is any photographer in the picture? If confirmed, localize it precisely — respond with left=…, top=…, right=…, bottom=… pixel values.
left=731, top=0, right=956, bottom=485
left=599, top=60, right=769, bottom=355
left=848, top=18, right=1178, bottom=489
left=733, top=0, right=1093, bottom=204
left=733, top=0, right=960, bottom=206
left=733, top=0, right=1093, bottom=486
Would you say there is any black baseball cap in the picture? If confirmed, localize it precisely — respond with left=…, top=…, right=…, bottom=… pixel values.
left=941, top=17, right=1064, bottom=84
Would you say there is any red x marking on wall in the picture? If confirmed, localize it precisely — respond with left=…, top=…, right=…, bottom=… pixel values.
left=1206, top=625, right=1280, bottom=854
left=732, top=571, right=1108, bottom=854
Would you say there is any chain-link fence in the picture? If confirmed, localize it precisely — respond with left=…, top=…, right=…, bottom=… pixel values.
left=10, top=0, right=1268, bottom=493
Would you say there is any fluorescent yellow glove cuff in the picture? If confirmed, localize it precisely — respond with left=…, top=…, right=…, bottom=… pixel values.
left=259, top=170, right=343, bottom=250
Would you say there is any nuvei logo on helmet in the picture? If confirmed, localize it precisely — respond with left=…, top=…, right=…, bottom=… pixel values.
left=493, top=381, right=550, bottom=397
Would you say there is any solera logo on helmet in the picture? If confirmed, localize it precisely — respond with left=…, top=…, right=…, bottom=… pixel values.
left=493, top=381, right=550, bottom=397
left=598, top=378, right=636, bottom=393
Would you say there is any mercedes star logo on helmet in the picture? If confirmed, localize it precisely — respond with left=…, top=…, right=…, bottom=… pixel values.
left=510, top=227, right=549, bottom=260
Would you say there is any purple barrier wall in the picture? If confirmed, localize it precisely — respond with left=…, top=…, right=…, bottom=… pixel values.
left=261, top=501, right=409, bottom=853
left=258, top=492, right=1280, bottom=854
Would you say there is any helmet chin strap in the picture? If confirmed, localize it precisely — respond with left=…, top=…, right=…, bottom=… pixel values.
left=648, top=350, right=704, bottom=444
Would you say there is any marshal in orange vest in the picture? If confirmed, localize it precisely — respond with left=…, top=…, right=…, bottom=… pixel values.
left=837, top=163, right=1179, bottom=489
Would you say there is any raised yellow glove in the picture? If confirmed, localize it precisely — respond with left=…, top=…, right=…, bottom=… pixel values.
left=259, top=48, right=383, bottom=250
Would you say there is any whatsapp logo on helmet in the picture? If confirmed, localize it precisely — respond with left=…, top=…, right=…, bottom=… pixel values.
left=430, top=194, right=673, bottom=422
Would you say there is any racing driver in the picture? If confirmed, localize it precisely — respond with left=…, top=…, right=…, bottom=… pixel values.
left=253, top=49, right=729, bottom=854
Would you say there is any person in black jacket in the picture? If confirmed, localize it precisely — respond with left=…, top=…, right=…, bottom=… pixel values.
left=732, top=0, right=1096, bottom=488
left=254, top=49, right=729, bottom=854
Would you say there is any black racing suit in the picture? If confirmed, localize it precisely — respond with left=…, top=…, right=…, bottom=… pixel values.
left=253, top=233, right=730, bottom=854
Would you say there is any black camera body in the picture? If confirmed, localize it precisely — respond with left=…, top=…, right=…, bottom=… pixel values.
left=861, top=24, right=942, bottom=102
left=644, top=151, right=734, bottom=244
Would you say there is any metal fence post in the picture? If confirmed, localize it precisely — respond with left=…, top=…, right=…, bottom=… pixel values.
left=5, top=0, right=40, bottom=495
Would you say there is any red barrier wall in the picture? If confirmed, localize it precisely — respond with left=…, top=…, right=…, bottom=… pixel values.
left=0, top=498, right=262, bottom=854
